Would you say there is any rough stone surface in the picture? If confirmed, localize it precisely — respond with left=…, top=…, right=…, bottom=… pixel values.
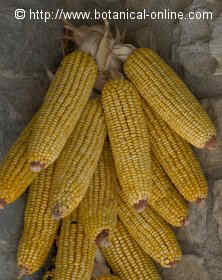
left=195, top=97, right=222, bottom=179
left=171, top=1, right=222, bottom=98
left=161, top=179, right=222, bottom=280
left=177, top=201, right=208, bottom=246
left=210, top=13, right=222, bottom=75
left=0, top=2, right=62, bottom=280
left=0, top=0, right=222, bottom=280
left=212, top=180, right=222, bottom=243
left=162, top=255, right=210, bottom=280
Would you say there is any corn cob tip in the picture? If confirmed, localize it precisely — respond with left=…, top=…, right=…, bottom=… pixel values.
left=30, top=161, right=45, bottom=173
left=204, top=136, right=217, bottom=150
left=181, top=217, right=190, bottom=227
left=169, top=261, right=178, bottom=268
left=134, top=200, right=148, bottom=213
left=162, top=258, right=180, bottom=268
left=196, top=198, right=207, bottom=209
left=196, top=198, right=205, bottom=204
left=96, top=230, right=110, bottom=248
left=17, top=266, right=29, bottom=279
left=0, top=199, right=6, bottom=209
left=51, top=205, right=63, bottom=220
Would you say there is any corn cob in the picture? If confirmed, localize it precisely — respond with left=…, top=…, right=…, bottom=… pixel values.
left=96, top=275, right=121, bottom=280
left=54, top=209, right=96, bottom=280
left=143, top=102, right=208, bottom=202
left=17, top=164, right=59, bottom=276
left=101, top=221, right=161, bottom=280
left=0, top=113, right=38, bottom=208
left=102, top=78, right=151, bottom=211
left=50, top=97, right=106, bottom=220
left=28, top=50, right=97, bottom=172
left=149, top=156, right=188, bottom=227
left=79, top=141, right=118, bottom=247
left=123, top=48, right=216, bottom=149
left=117, top=189, right=182, bottom=267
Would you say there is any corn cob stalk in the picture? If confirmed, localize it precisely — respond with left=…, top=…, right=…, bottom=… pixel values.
left=143, top=102, right=208, bottom=203
left=79, top=141, right=118, bottom=247
left=28, top=50, right=97, bottom=172
left=50, top=97, right=106, bottom=220
left=64, top=21, right=122, bottom=92
left=101, top=221, right=161, bottom=280
left=0, top=113, right=38, bottom=208
left=102, top=78, right=151, bottom=212
left=117, top=188, right=182, bottom=267
left=123, top=48, right=216, bottom=149
left=54, top=209, right=96, bottom=280
left=96, top=275, right=121, bottom=280
left=149, top=156, right=188, bottom=227
left=17, top=164, right=59, bottom=277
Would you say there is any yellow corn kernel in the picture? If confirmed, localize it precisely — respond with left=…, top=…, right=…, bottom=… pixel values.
left=124, top=48, right=216, bottom=149
left=102, top=78, right=151, bottom=210
left=143, top=102, right=208, bottom=202
left=54, top=209, right=96, bottom=280
left=149, top=155, right=188, bottom=227
left=17, top=164, right=59, bottom=276
left=101, top=221, right=161, bottom=280
left=28, top=50, right=97, bottom=171
left=79, top=141, right=118, bottom=246
left=96, top=275, right=121, bottom=280
left=50, top=97, right=106, bottom=220
left=117, top=189, right=182, bottom=267
left=0, top=113, right=38, bottom=208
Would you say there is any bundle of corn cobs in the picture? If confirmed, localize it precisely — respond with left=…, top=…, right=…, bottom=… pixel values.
left=0, top=22, right=217, bottom=280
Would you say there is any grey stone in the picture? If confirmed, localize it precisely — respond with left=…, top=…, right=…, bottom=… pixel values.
left=0, top=195, right=43, bottom=280
left=192, top=0, right=209, bottom=9
left=0, top=0, right=222, bottom=280
left=171, top=1, right=222, bottom=98
left=133, top=18, right=176, bottom=62
left=195, top=97, right=222, bottom=179
left=0, top=7, right=63, bottom=75
left=135, top=25, right=157, bottom=50
left=212, top=180, right=222, bottom=242
left=0, top=197, right=25, bottom=280
left=162, top=254, right=209, bottom=280
left=179, top=10, right=210, bottom=45
left=167, top=179, right=222, bottom=280
left=177, top=201, right=208, bottom=246
left=210, top=13, right=222, bottom=75
left=182, top=70, right=222, bottom=98
left=125, top=0, right=158, bottom=10
left=126, top=0, right=192, bottom=11
left=0, top=3, right=62, bottom=280
left=206, top=1, right=222, bottom=17
left=178, top=42, right=217, bottom=78
left=124, top=0, right=178, bottom=42
left=168, top=0, right=194, bottom=11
